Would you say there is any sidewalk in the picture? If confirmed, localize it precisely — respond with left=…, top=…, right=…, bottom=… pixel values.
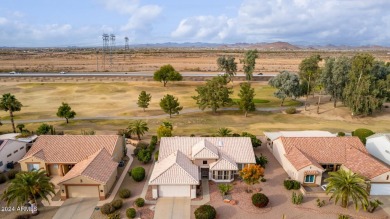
left=191, top=179, right=210, bottom=205
left=141, top=161, right=157, bottom=205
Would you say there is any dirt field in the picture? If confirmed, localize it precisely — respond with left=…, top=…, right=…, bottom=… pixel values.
left=1, top=49, right=389, bottom=73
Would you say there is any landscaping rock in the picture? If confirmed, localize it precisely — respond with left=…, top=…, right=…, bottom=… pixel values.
left=230, top=200, right=237, bottom=205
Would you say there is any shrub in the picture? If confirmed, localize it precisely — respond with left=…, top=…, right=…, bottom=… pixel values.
left=316, top=199, right=326, bottom=207
left=283, top=180, right=300, bottom=190
left=6, top=162, right=14, bottom=169
left=135, top=198, right=145, bottom=207
left=108, top=212, right=120, bottom=219
left=111, top=199, right=123, bottom=210
left=100, top=203, right=115, bottom=215
left=117, top=129, right=131, bottom=138
left=126, top=208, right=136, bottom=218
left=131, top=167, right=145, bottom=182
left=261, top=177, right=267, bottom=182
left=367, top=199, right=383, bottom=213
left=7, top=170, right=19, bottom=180
left=255, top=154, right=268, bottom=168
left=150, top=135, right=158, bottom=146
left=232, top=133, right=240, bottom=137
left=128, top=170, right=132, bottom=176
left=252, top=193, right=269, bottom=208
left=338, top=214, right=350, bottom=219
left=137, top=148, right=152, bottom=163
left=154, top=150, right=159, bottom=161
left=190, top=134, right=195, bottom=137
left=352, top=128, right=375, bottom=144
left=218, top=184, right=233, bottom=196
left=292, top=180, right=301, bottom=189
left=194, top=205, right=217, bottom=219
left=119, top=188, right=131, bottom=199
left=285, top=107, right=297, bottom=114
left=291, top=192, right=303, bottom=205
left=134, top=142, right=149, bottom=156
left=337, top=132, right=345, bottom=137
left=241, top=132, right=262, bottom=147
left=0, top=174, right=6, bottom=184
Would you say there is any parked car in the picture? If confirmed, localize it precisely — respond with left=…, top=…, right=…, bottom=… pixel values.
left=257, top=72, right=264, bottom=75
left=118, top=160, right=125, bottom=167
left=9, top=71, right=16, bottom=74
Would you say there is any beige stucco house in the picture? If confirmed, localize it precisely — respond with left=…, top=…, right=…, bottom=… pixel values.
left=19, top=135, right=124, bottom=200
left=267, top=135, right=390, bottom=195
left=149, top=137, right=256, bottom=199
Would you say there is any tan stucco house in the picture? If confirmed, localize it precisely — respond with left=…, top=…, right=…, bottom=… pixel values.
left=149, top=137, right=256, bottom=199
left=267, top=135, right=390, bottom=195
left=19, top=135, right=124, bottom=200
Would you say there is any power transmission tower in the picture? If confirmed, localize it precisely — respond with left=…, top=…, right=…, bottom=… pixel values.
left=96, top=49, right=99, bottom=72
left=109, top=34, right=115, bottom=65
left=124, top=36, right=129, bottom=60
left=102, top=33, right=109, bottom=70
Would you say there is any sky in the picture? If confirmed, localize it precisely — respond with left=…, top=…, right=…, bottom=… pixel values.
left=0, top=0, right=389, bottom=47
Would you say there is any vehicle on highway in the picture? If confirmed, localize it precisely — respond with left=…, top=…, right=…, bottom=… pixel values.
left=257, top=72, right=264, bottom=75
left=217, top=72, right=228, bottom=76
left=9, top=71, right=16, bottom=74
left=59, top=71, right=66, bottom=74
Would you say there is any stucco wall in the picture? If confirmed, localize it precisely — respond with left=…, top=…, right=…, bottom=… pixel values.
left=271, top=139, right=298, bottom=180
left=298, top=165, right=323, bottom=185
left=371, top=171, right=390, bottom=182
left=112, top=137, right=124, bottom=162
left=20, top=156, right=47, bottom=172
left=193, top=159, right=217, bottom=167
left=0, top=140, right=27, bottom=172
left=103, top=169, right=117, bottom=197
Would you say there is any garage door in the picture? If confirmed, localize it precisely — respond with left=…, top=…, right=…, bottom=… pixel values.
left=158, top=185, right=190, bottom=197
left=370, top=184, right=390, bottom=195
left=67, top=186, right=99, bottom=198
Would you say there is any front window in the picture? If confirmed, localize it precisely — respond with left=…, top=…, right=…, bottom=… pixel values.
left=213, top=170, right=233, bottom=180
left=203, top=160, right=207, bottom=165
left=304, top=175, right=315, bottom=183
left=27, top=163, right=40, bottom=171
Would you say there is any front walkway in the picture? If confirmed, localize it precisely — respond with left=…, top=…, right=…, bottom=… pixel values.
left=154, top=197, right=190, bottom=219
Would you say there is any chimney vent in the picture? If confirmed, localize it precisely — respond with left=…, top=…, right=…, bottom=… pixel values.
left=218, top=141, right=224, bottom=147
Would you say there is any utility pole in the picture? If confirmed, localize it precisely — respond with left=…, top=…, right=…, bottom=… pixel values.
left=96, top=49, right=99, bottom=72
left=102, top=33, right=109, bottom=70
left=124, top=36, right=129, bottom=60
left=109, top=34, right=115, bottom=66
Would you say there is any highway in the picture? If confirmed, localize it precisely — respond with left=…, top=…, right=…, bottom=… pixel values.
left=0, top=72, right=277, bottom=77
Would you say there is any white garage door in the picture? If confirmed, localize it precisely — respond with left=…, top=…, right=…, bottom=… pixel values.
left=67, top=186, right=99, bottom=198
left=158, top=185, right=190, bottom=197
left=370, top=184, right=390, bottom=195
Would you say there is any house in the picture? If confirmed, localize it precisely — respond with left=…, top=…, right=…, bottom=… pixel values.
left=267, top=136, right=390, bottom=195
left=149, top=137, right=256, bottom=199
left=264, top=130, right=336, bottom=142
left=19, top=135, right=124, bottom=200
left=366, top=133, right=390, bottom=165
left=0, top=139, right=28, bottom=172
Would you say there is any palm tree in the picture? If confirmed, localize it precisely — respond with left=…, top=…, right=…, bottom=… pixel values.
left=0, top=93, right=23, bottom=133
left=324, top=169, right=368, bottom=210
left=1, top=170, right=55, bottom=215
left=217, top=127, right=232, bottom=137
left=128, top=120, right=149, bottom=140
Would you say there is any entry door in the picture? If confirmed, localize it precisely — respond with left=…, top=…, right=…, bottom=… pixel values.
left=201, top=168, right=209, bottom=178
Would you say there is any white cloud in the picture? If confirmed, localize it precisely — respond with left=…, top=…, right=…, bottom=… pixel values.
left=0, top=17, right=8, bottom=25
left=171, top=0, right=390, bottom=45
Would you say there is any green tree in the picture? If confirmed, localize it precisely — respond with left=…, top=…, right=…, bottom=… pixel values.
left=16, top=124, right=25, bottom=133
left=161, top=121, right=173, bottom=130
left=0, top=93, right=23, bottom=133
left=324, top=169, right=368, bottom=210
left=128, top=120, right=149, bottom=140
left=157, top=125, right=173, bottom=139
left=192, top=76, right=233, bottom=113
left=1, top=170, right=55, bottom=214
left=241, top=132, right=262, bottom=147
left=217, top=127, right=232, bottom=137
left=298, top=55, right=322, bottom=110
left=56, top=102, right=76, bottom=124
left=343, top=54, right=388, bottom=115
left=268, top=71, right=301, bottom=106
left=240, top=50, right=259, bottom=81
left=238, top=82, right=256, bottom=117
left=36, top=123, right=51, bottom=135
left=137, top=91, right=152, bottom=112
left=159, top=94, right=183, bottom=118
left=153, top=64, right=183, bottom=87
left=217, top=56, right=237, bottom=82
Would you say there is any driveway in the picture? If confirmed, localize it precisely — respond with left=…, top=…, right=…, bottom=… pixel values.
left=52, top=198, right=98, bottom=219
left=154, top=197, right=191, bottom=219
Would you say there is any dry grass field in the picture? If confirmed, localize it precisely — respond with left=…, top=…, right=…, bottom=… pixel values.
left=1, top=49, right=389, bottom=73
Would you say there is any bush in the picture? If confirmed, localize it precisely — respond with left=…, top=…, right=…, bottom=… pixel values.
left=100, top=203, right=115, bottom=215
left=134, top=142, right=149, bottom=156
left=283, top=180, right=300, bottom=190
left=285, top=107, right=297, bottom=114
left=291, top=192, right=303, bottom=205
left=154, top=150, right=159, bottom=161
left=7, top=170, right=19, bottom=180
left=352, top=128, right=375, bottom=144
left=108, top=212, right=120, bottom=219
left=218, top=184, right=232, bottom=196
left=252, top=193, right=269, bottom=208
left=117, top=129, right=131, bottom=138
left=6, top=162, right=14, bottom=169
left=150, top=135, right=158, bottom=146
left=190, top=134, right=195, bottom=137
left=194, top=205, right=217, bottom=219
left=316, top=198, right=326, bottom=207
left=338, top=214, right=350, bottom=219
left=137, top=148, right=152, bottom=164
left=0, top=174, right=6, bottom=184
left=126, top=208, right=136, bottom=218
left=337, top=132, right=345, bottom=137
left=232, top=133, right=240, bottom=137
left=131, top=167, right=145, bottom=182
left=241, top=132, right=262, bottom=147
left=119, top=188, right=131, bottom=199
left=261, top=177, right=267, bottom=182
left=255, top=154, right=268, bottom=168
left=111, top=199, right=123, bottom=210
left=135, top=198, right=145, bottom=207
left=128, top=170, right=132, bottom=176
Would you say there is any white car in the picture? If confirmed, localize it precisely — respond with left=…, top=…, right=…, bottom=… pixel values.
left=59, top=71, right=66, bottom=74
left=321, top=184, right=335, bottom=192
left=9, top=71, right=16, bottom=74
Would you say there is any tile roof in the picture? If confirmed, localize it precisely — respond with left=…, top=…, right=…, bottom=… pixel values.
left=58, top=148, right=117, bottom=184
left=264, top=131, right=335, bottom=141
left=192, top=139, right=219, bottom=159
left=280, top=137, right=390, bottom=179
left=20, top=135, right=120, bottom=163
left=210, top=154, right=238, bottom=171
left=159, top=137, right=256, bottom=164
left=149, top=150, right=199, bottom=185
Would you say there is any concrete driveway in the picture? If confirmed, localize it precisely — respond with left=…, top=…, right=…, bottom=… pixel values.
left=154, top=197, right=191, bottom=219
left=52, top=198, right=98, bottom=219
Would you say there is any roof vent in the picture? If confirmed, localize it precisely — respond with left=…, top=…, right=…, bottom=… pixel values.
left=218, top=141, right=224, bottom=147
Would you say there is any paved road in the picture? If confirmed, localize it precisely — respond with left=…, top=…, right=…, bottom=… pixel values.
left=0, top=72, right=277, bottom=77
left=0, top=107, right=293, bottom=124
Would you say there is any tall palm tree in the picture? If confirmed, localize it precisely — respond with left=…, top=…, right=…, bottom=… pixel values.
left=324, top=169, right=368, bottom=210
left=128, top=120, right=149, bottom=140
left=0, top=93, right=23, bottom=133
left=1, top=170, right=55, bottom=214
left=217, top=127, right=232, bottom=137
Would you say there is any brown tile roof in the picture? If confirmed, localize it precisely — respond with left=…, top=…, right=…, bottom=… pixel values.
left=280, top=137, right=390, bottom=179
left=58, top=148, right=117, bottom=184
left=20, top=135, right=120, bottom=163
